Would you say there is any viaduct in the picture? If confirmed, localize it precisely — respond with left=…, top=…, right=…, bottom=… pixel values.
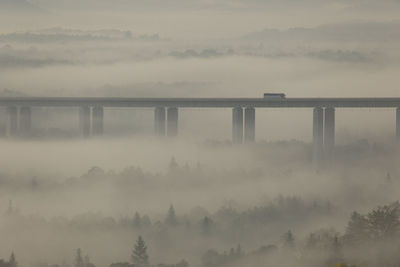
left=1, top=96, right=400, bottom=157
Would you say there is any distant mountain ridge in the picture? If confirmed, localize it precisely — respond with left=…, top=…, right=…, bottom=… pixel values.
left=0, top=0, right=43, bottom=13
left=242, top=22, right=400, bottom=43
left=0, top=28, right=162, bottom=42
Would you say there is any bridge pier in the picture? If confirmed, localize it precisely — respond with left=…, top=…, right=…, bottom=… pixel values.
left=324, top=107, right=335, bottom=156
left=244, top=107, right=255, bottom=143
left=0, top=109, right=5, bottom=137
left=92, top=106, right=104, bottom=136
left=232, top=107, right=243, bottom=144
left=19, top=106, right=31, bottom=136
left=6, top=106, right=18, bottom=137
left=167, top=107, right=178, bottom=137
left=313, top=107, right=324, bottom=160
left=79, top=106, right=91, bottom=138
left=154, top=107, right=166, bottom=136
left=397, top=108, right=400, bottom=142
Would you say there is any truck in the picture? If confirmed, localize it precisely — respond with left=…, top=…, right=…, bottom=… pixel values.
left=263, top=93, right=286, bottom=99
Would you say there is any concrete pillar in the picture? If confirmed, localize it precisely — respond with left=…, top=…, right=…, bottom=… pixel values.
left=244, top=107, right=255, bottom=143
left=154, top=107, right=166, bottom=136
left=0, top=108, right=6, bottom=137
left=397, top=108, right=400, bottom=142
left=324, top=107, right=335, bottom=154
left=19, top=106, right=31, bottom=136
left=313, top=107, right=324, bottom=160
left=167, top=107, right=178, bottom=137
left=232, top=107, right=243, bottom=144
left=92, top=106, right=104, bottom=136
left=79, top=106, right=91, bottom=138
left=6, top=106, right=18, bottom=137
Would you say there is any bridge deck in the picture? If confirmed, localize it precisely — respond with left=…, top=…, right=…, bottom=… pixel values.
left=0, top=97, right=400, bottom=108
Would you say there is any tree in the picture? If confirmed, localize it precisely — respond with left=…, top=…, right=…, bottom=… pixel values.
left=201, top=249, right=221, bottom=267
left=331, top=236, right=343, bottom=260
left=132, top=236, right=149, bottom=267
left=133, top=212, right=142, bottom=228
left=367, top=203, right=400, bottom=241
left=386, top=172, right=392, bottom=184
left=175, top=260, right=189, bottom=267
left=6, top=200, right=14, bottom=215
left=109, top=263, right=132, bottom=267
left=282, top=230, right=295, bottom=249
left=344, top=211, right=369, bottom=245
left=166, top=205, right=177, bottom=226
left=202, top=216, right=212, bottom=235
left=235, top=244, right=242, bottom=257
left=84, top=255, right=96, bottom=267
left=9, top=252, right=17, bottom=267
left=141, top=215, right=152, bottom=227
left=305, top=233, right=317, bottom=249
left=168, top=157, right=179, bottom=173
left=75, top=249, right=84, bottom=267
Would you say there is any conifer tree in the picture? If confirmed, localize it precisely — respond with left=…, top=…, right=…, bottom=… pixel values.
left=166, top=205, right=177, bottom=226
left=282, top=230, right=295, bottom=249
left=75, top=249, right=84, bottom=267
left=9, top=252, right=17, bottom=267
left=133, top=212, right=142, bottom=228
left=344, top=211, right=369, bottom=245
left=202, top=216, right=211, bottom=235
left=131, top=236, right=149, bottom=267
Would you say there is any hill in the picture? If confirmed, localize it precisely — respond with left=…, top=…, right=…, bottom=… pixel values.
left=0, top=0, right=43, bottom=14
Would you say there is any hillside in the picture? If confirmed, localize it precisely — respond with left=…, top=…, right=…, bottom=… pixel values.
left=0, top=0, right=42, bottom=14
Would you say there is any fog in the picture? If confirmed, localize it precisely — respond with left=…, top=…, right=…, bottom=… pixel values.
left=1, top=1, right=400, bottom=267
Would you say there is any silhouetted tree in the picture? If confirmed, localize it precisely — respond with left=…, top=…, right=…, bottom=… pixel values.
left=141, top=215, right=152, bottom=227
left=131, top=236, right=149, bottom=267
left=166, top=205, right=177, bottom=226
left=344, top=211, right=369, bottom=245
left=9, top=252, right=17, bottom=267
left=305, top=233, right=317, bottom=249
left=282, top=230, right=295, bottom=249
left=201, top=249, right=221, bottom=267
left=325, top=236, right=344, bottom=267
left=332, top=236, right=343, bottom=259
left=386, top=172, right=392, bottom=183
left=367, top=203, right=400, bottom=241
left=168, top=157, right=178, bottom=173
left=202, top=216, right=212, bottom=235
left=109, top=263, right=132, bottom=267
left=133, top=212, right=142, bottom=228
left=175, top=260, right=189, bottom=267
left=84, top=255, right=96, bottom=267
left=156, top=260, right=189, bottom=267
left=74, top=249, right=84, bottom=267
left=235, top=244, right=243, bottom=257
left=6, top=200, right=14, bottom=215
left=228, top=248, right=235, bottom=258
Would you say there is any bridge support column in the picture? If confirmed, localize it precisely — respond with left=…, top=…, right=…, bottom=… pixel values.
left=232, top=107, right=243, bottom=144
left=0, top=109, right=5, bottom=137
left=19, top=106, right=31, bottom=137
left=79, top=106, right=91, bottom=138
left=244, top=107, right=255, bottom=143
left=324, top=107, right=335, bottom=155
left=154, top=107, right=166, bottom=136
left=6, top=106, right=18, bottom=137
left=92, top=106, right=104, bottom=136
left=167, top=107, right=178, bottom=137
left=397, top=108, right=400, bottom=142
left=313, top=107, right=324, bottom=160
